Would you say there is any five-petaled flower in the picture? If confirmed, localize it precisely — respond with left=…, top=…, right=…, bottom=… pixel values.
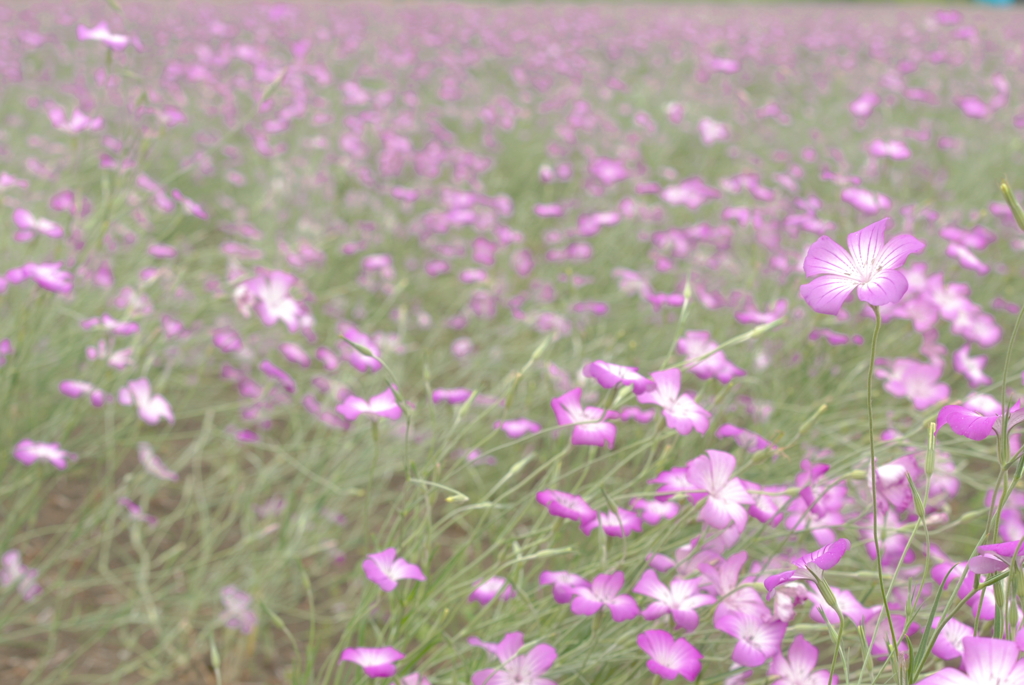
left=799, top=217, right=925, bottom=315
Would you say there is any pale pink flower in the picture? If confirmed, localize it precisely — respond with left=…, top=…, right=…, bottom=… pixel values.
left=637, top=630, right=702, bottom=681
left=341, top=646, right=405, bottom=678
left=676, top=331, right=745, bottom=383
left=469, top=577, right=516, bottom=604
left=569, top=571, right=639, bottom=622
left=769, top=636, right=835, bottom=685
left=337, top=388, right=402, bottom=421
left=917, top=637, right=1024, bottom=685
left=636, top=369, right=711, bottom=435
left=715, top=611, right=786, bottom=667
left=12, top=440, right=77, bottom=469
left=363, top=549, right=426, bottom=592
left=633, top=570, right=714, bottom=630
left=1, top=550, right=42, bottom=601
left=219, top=585, right=257, bottom=634
left=119, top=378, right=174, bottom=425
left=684, top=450, right=754, bottom=530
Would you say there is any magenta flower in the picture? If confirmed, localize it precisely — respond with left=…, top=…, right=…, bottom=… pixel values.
left=341, top=646, right=405, bottom=678
left=119, top=378, right=174, bottom=425
left=799, top=218, right=925, bottom=315
left=494, top=419, right=542, bottom=438
left=633, top=570, right=715, bottom=630
left=551, top=388, right=616, bottom=449
left=931, top=617, right=973, bottom=661
left=968, top=540, right=1024, bottom=574
left=219, top=585, right=257, bottom=634
left=12, top=440, right=77, bottom=469
left=539, top=571, right=588, bottom=604
left=840, top=188, right=891, bottom=216
left=469, top=577, right=516, bottom=604
left=716, top=424, right=773, bottom=452
left=470, top=632, right=557, bottom=685
left=24, top=262, right=74, bottom=294
left=536, top=490, right=597, bottom=523
left=684, top=450, right=754, bottom=530
left=433, top=388, right=472, bottom=404
left=918, top=638, right=1024, bottom=685
left=260, top=360, right=296, bottom=393
left=676, top=331, right=745, bottom=383
left=583, top=361, right=654, bottom=393
left=337, top=388, right=402, bottom=421
left=118, top=497, right=158, bottom=527
left=953, top=345, right=990, bottom=387
left=1, top=550, right=42, bottom=602
left=876, top=359, right=950, bottom=410
left=339, top=324, right=383, bottom=373
left=715, top=611, right=786, bottom=667
left=630, top=498, right=680, bottom=525
left=637, top=630, right=702, bottom=681
left=935, top=400, right=1024, bottom=441
left=77, top=21, right=139, bottom=51
left=234, top=269, right=307, bottom=332
left=363, top=549, right=426, bottom=592
left=137, top=444, right=179, bottom=481
left=867, top=140, right=911, bottom=160
left=764, top=539, right=851, bottom=596
left=580, top=508, right=643, bottom=537
left=636, top=369, right=711, bottom=435
left=12, top=209, right=63, bottom=240
left=769, top=636, right=835, bottom=685
left=59, top=380, right=106, bottom=407
left=570, top=571, right=639, bottom=622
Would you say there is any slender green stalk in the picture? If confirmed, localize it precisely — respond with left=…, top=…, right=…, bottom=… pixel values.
left=867, top=306, right=898, bottom=655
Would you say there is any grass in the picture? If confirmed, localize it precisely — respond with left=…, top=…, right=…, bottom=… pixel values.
left=1, top=1, right=1024, bottom=683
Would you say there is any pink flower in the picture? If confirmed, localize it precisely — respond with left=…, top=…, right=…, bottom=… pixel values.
left=77, top=21, right=139, bottom=51
left=953, top=346, right=990, bottom=387
left=840, top=188, right=891, bottom=216
left=799, top=217, right=925, bottom=315
left=850, top=92, right=880, bottom=117
left=935, top=400, right=1024, bottom=441
left=260, top=360, right=295, bottom=393
left=876, top=358, right=949, bottom=410
left=341, top=646, right=405, bottom=678
left=1, top=550, right=42, bottom=602
left=583, top=360, right=654, bottom=393
left=763, top=539, right=851, bottom=597
left=968, top=540, right=1024, bottom=574
left=136, top=440, right=178, bottom=479
left=769, top=636, right=835, bottom=685
left=539, top=571, right=588, bottom=604
left=551, top=388, right=616, bottom=449
left=234, top=269, right=307, bottom=332
left=433, top=388, right=472, bottom=404
left=867, top=140, right=911, bottom=160
left=363, top=549, right=426, bottom=592
left=337, top=388, right=402, bottom=421
left=24, top=262, right=73, bottom=294
left=633, top=570, right=715, bottom=630
left=698, top=117, right=729, bottom=145
left=470, top=632, right=557, bottom=685
left=630, top=498, right=679, bottom=525
left=494, top=419, right=542, bottom=438
left=339, top=324, right=383, bottom=373
left=12, top=209, right=63, bottom=240
left=580, top=508, right=643, bottom=537
left=661, top=178, right=720, bottom=209
left=469, top=577, right=516, bottom=604
left=536, top=490, right=597, bottom=523
left=931, top=617, right=973, bottom=661
left=636, top=369, right=711, bottom=435
left=637, top=630, right=702, bottom=681
left=219, top=585, right=257, bottom=634
left=715, top=424, right=773, bottom=452
left=118, top=497, right=157, bottom=527
left=684, top=450, right=754, bottom=530
left=917, top=637, right=1024, bottom=685
left=676, top=331, right=745, bottom=383
left=12, top=440, right=77, bottom=469
left=570, top=571, right=639, bottom=622
left=119, top=378, right=175, bottom=425
left=715, top=611, right=786, bottom=667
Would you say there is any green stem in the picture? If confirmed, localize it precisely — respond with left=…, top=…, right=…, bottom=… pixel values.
left=867, top=306, right=899, bottom=655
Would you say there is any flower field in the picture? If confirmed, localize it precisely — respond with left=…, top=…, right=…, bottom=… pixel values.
left=2, top=2, right=1024, bottom=683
